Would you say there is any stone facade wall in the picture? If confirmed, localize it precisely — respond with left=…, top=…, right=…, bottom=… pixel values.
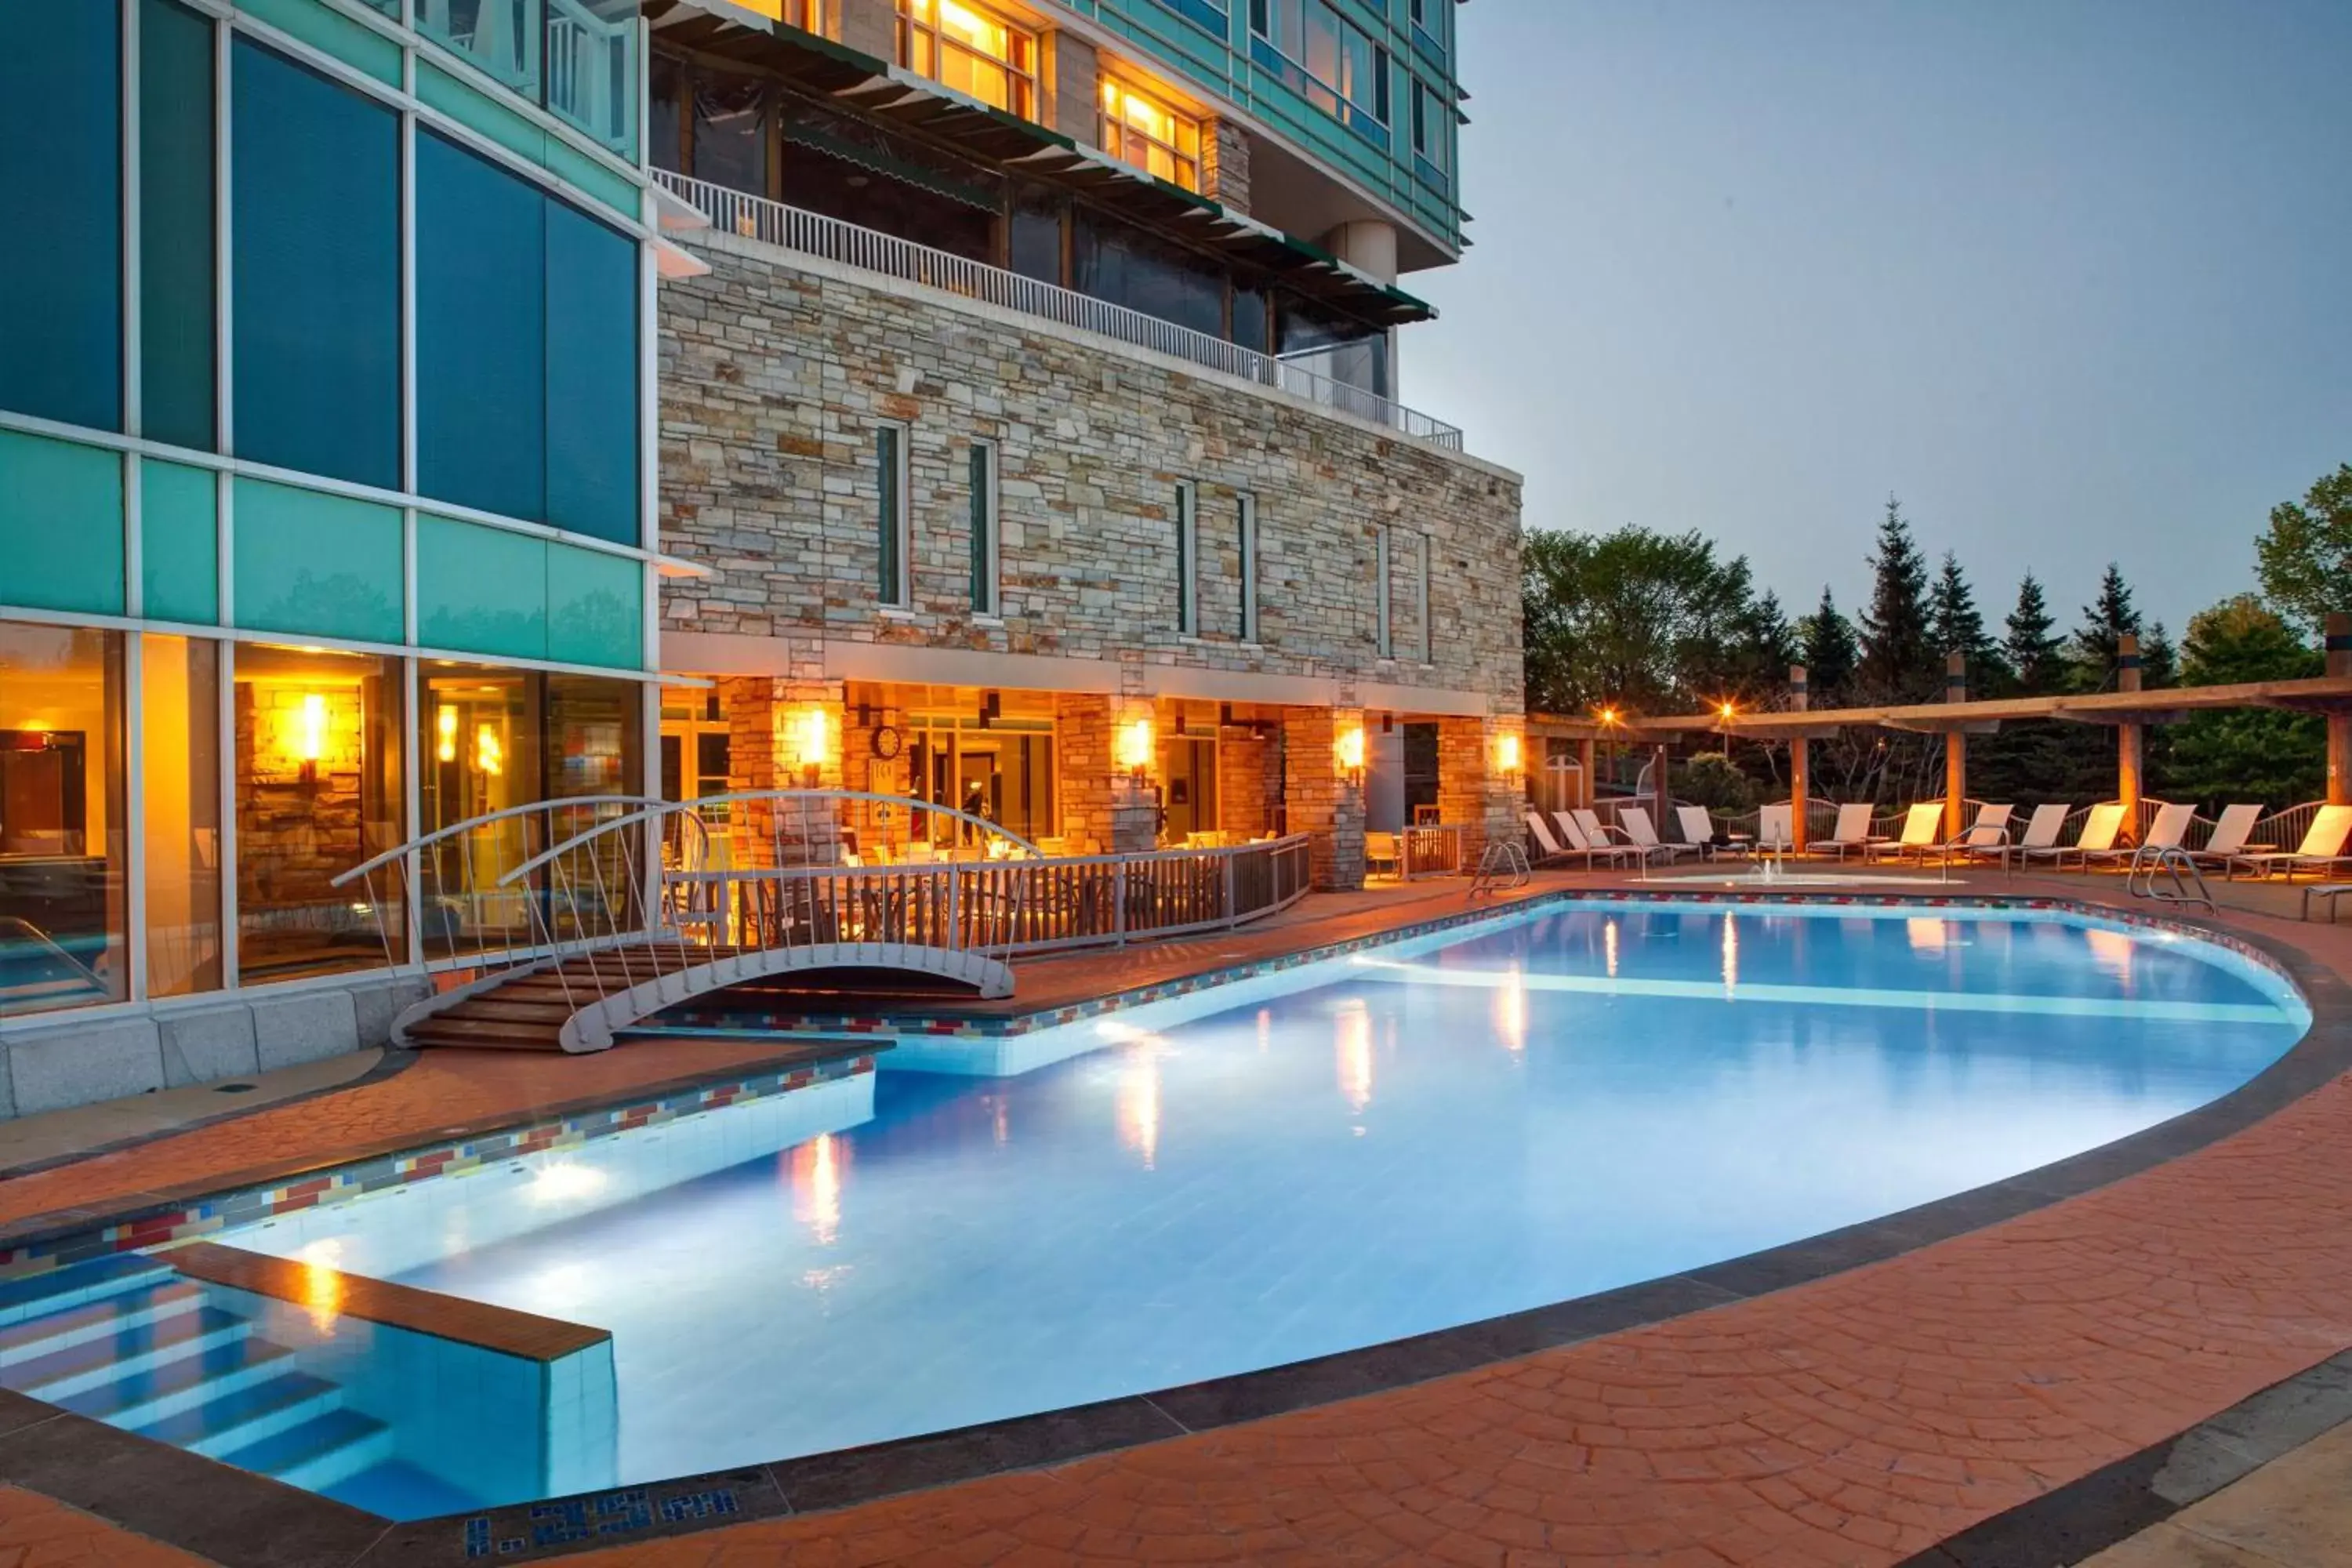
left=234, top=684, right=367, bottom=912
left=1283, top=707, right=1366, bottom=890
left=658, top=235, right=1523, bottom=713
left=1203, top=118, right=1252, bottom=212
left=1436, top=713, right=1526, bottom=869
left=719, top=674, right=846, bottom=867
left=834, top=0, right=892, bottom=58
left=1046, top=29, right=1100, bottom=142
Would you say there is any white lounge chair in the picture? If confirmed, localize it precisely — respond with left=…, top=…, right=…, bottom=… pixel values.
left=2184, top=804, right=2263, bottom=870
left=1552, top=811, right=1642, bottom=869
left=1953, top=803, right=2016, bottom=858
left=1524, top=810, right=1571, bottom=865
left=1816, top=802, right=1883, bottom=861
left=1613, top=805, right=1698, bottom=864
left=1872, top=802, right=1951, bottom=864
left=1675, top=804, right=1746, bottom=860
left=2108, top=802, right=2195, bottom=871
left=2023, top=802, right=2127, bottom=872
left=2231, top=804, right=2352, bottom=882
left=1973, top=802, right=2067, bottom=869
left=1756, top=804, right=1795, bottom=853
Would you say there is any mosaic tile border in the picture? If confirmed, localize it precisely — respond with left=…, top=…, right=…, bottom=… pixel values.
left=645, top=887, right=2304, bottom=1042
left=0, top=1053, right=880, bottom=1280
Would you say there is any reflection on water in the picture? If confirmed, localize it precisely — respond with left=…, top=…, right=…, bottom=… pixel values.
left=1334, top=997, right=1374, bottom=1111
left=298, top=1240, right=344, bottom=1333
left=789, top=1132, right=846, bottom=1246
left=1722, top=913, right=1740, bottom=995
left=1117, top=1047, right=1162, bottom=1169
left=1493, top=961, right=1527, bottom=1051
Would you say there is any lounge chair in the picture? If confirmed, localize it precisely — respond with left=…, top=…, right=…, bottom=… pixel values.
left=1366, top=830, right=1402, bottom=878
left=1552, top=811, right=1642, bottom=869
left=2022, top=802, right=2126, bottom=872
left=1755, top=803, right=1795, bottom=853
left=2184, top=804, right=2263, bottom=870
left=1524, top=811, right=1570, bottom=866
left=1675, top=804, right=1748, bottom=860
left=1872, top=802, right=1951, bottom=864
left=2231, top=804, right=2352, bottom=882
left=1615, top=805, right=1700, bottom=864
left=1951, top=803, right=2016, bottom=860
left=1815, top=802, right=1884, bottom=861
left=1971, top=802, right=2067, bottom=869
left=2109, top=802, right=2195, bottom=872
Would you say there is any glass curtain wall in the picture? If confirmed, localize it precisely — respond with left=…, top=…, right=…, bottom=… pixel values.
left=0, top=625, right=128, bottom=1017
left=142, top=636, right=223, bottom=998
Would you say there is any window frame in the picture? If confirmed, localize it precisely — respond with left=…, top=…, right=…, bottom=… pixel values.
left=1098, top=74, right=1203, bottom=192
left=1416, top=532, right=1432, bottom=663
left=877, top=422, right=912, bottom=609
left=1175, top=481, right=1199, bottom=636
left=1374, top=525, right=1392, bottom=659
left=969, top=437, right=999, bottom=616
left=1236, top=493, right=1259, bottom=643
left=898, top=0, right=1039, bottom=122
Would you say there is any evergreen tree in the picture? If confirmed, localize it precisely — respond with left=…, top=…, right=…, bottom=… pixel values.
left=1795, top=586, right=1858, bottom=699
left=2071, top=564, right=2144, bottom=689
left=2002, top=574, right=2066, bottom=695
left=1733, top=589, right=1799, bottom=689
left=1857, top=497, right=1936, bottom=700
left=1929, top=551, right=2006, bottom=688
left=2158, top=594, right=2324, bottom=809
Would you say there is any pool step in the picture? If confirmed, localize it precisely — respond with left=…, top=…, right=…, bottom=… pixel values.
left=0, top=1266, right=396, bottom=1495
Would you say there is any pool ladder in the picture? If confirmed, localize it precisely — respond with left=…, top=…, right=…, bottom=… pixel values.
left=2126, top=845, right=2217, bottom=913
left=1468, top=840, right=1532, bottom=899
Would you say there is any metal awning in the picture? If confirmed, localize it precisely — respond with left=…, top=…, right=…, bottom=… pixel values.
left=643, top=0, right=1436, bottom=329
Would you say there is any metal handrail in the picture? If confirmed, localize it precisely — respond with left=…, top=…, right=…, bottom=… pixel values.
left=0, top=916, right=107, bottom=992
left=654, top=170, right=1468, bottom=451
left=328, top=795, right=683, bottom=889
left=2128, top=845, right=2218, bottom=913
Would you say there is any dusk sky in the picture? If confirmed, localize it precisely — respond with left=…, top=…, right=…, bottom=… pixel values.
left=1405, top=0, right=2352, bottom=638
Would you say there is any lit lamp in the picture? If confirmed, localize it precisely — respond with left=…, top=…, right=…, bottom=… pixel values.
left=435, top=704, right=458, bottom=764
left=474, top=723, right=503, bottom=777
left=296, top=692, right=328, bottom=783
left=1335, top=721, right=1367, bottom=789
left=1116, top=716, right=1155, bottom=785
left=1495, top=731, right=1523, bottom=780
left=785, top=705, right=834, bottom=788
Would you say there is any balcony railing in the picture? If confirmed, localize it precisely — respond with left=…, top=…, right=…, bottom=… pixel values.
left=654, top=169, right=1467, bottom=450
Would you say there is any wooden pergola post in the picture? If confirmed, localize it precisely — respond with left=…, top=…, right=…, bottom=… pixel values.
left=1944, top=652, right=1969, bottom=840
left=2117, top=633, right=2143, bottom=842
left=1578, top=736, right=1597, bottom=810
left=1652, top=742, right=1671, bottom=836
left=2328, top=613, right=2352, bottom=805
left=1788, top=664, right=1809, bottom=852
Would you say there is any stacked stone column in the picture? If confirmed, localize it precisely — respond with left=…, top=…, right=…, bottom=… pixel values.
left=721, top=674, right=846, bottom=867
left=1284, top=707, right=1367, bottom=890
left=1436, top=713, right=1526, bottom=867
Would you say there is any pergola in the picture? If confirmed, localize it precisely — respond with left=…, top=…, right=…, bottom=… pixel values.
left=1530, top=616, right=2352, bottom=850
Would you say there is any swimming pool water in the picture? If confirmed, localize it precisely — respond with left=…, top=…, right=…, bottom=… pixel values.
left=218, top=901, right=2307, bottom=1515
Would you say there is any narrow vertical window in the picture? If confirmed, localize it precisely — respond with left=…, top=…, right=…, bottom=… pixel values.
left=877, top=424, right=909, bottom=607
left=1175, top=481, right=1198, bottom=635
left=1237, top=495, right=1259, bottom=642
left=1375, top=525, right=1392, bottom=658
left=1416, top=532, right=1433, bottom=662
left=969, top=439, right=997, bottom=615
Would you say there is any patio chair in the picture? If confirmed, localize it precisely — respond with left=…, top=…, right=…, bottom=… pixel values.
left=1756, top=803, right=1795, bottom=853
left=1552, top=810, right=1643, bottom=869
left=2183, top=804, right=2263, bottom=870
left=1523, top=811, right=1571, bottom=866
left=1971, top=802, right=2067, bottom=868
left=1815, top=802, right=1884, bottom=861
left=1950, top=803, right=2016, bottom=862
left=1871, top=802, right=1951, bottom=864
left=2107, top=802, right=2196, bottom=872
left=2021, top=802, right=2127, bottom=872
left=1366, top=831, right=1403, bottom=878
left=1615, top=805, right=1700, bottom=863
left=2230, top=804, right=2352, bottom=881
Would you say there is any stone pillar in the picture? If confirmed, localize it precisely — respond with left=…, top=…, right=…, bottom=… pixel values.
left=1109, top=695, right=1160, bottom=854
left=1054, top=693, right=1116, bottom=854
left=2328, top=613, right=2352, bottom=805
left=1788, top=664, right=1809, bottom=853
left=1943, top=652, right=1969, bottom=841
left=1437, top=713, right=1522, bottom=867
left=836, top=0, right=895, bottom=61
left=1285, top=706, right=1366, bottom=890
left=1045, top=29, right=1099, bottom=142
left=720, top=676, right=845, bottom=866
left=2117, top=633, right=2143, bottom=844
left=1202, top=118, right=1252, bottom=212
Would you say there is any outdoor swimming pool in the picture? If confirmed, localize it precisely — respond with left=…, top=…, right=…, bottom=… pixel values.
left=191, top=900, right=2310, bottom=1513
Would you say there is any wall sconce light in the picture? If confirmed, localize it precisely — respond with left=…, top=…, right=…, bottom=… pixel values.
left=1116, top=716, right=1155, bottom=782
left=1497, top=732, right=1523, bottom=779
left=435, top=704, right=458, bottom=764
left=1336, top=722, right=1367, bottom=788
left=786, top=706, right=834, bottom=788
left=296, top=692, right=328, bottom=782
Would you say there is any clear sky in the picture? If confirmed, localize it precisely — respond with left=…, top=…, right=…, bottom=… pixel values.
left=1403, top=0, right=2352, bottom=638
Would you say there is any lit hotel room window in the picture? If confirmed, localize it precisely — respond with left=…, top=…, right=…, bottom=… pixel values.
left=899, top=0, right=1036, bottom=122
left=1099, top=76, right=1202, bottom=191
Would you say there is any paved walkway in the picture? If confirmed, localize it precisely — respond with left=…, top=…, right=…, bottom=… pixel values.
left=3, top=864, right=2350, bottom=1565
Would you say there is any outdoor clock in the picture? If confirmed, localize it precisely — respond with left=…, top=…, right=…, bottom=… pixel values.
left=871, top=724, right=903, bottom=760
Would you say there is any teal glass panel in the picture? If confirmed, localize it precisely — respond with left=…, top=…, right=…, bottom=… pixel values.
left=545, top=200, right=640, bottom=545
left=417, top=60, right=542, bottom=165
left=232, top=41, right=400, bottom=490
left=418, top=132, right=548, bottom=525
left=0, top=3, right=120, bottom=431
left=235, top=0, right=401, bottom=86
left=141, top=461, right=219, bottom=624
left=545, top=544, right=641, bottom=669
left=231, top=478, right=402, bottom=643
left=416, top=516, right=548, bottom=659
left=141, top=0, right=216, bottom=453
left=0, top=433, right=125, bottom=615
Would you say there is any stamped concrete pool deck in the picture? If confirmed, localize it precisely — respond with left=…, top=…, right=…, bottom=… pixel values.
left=2, top=865, right=2351, bottom=1566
